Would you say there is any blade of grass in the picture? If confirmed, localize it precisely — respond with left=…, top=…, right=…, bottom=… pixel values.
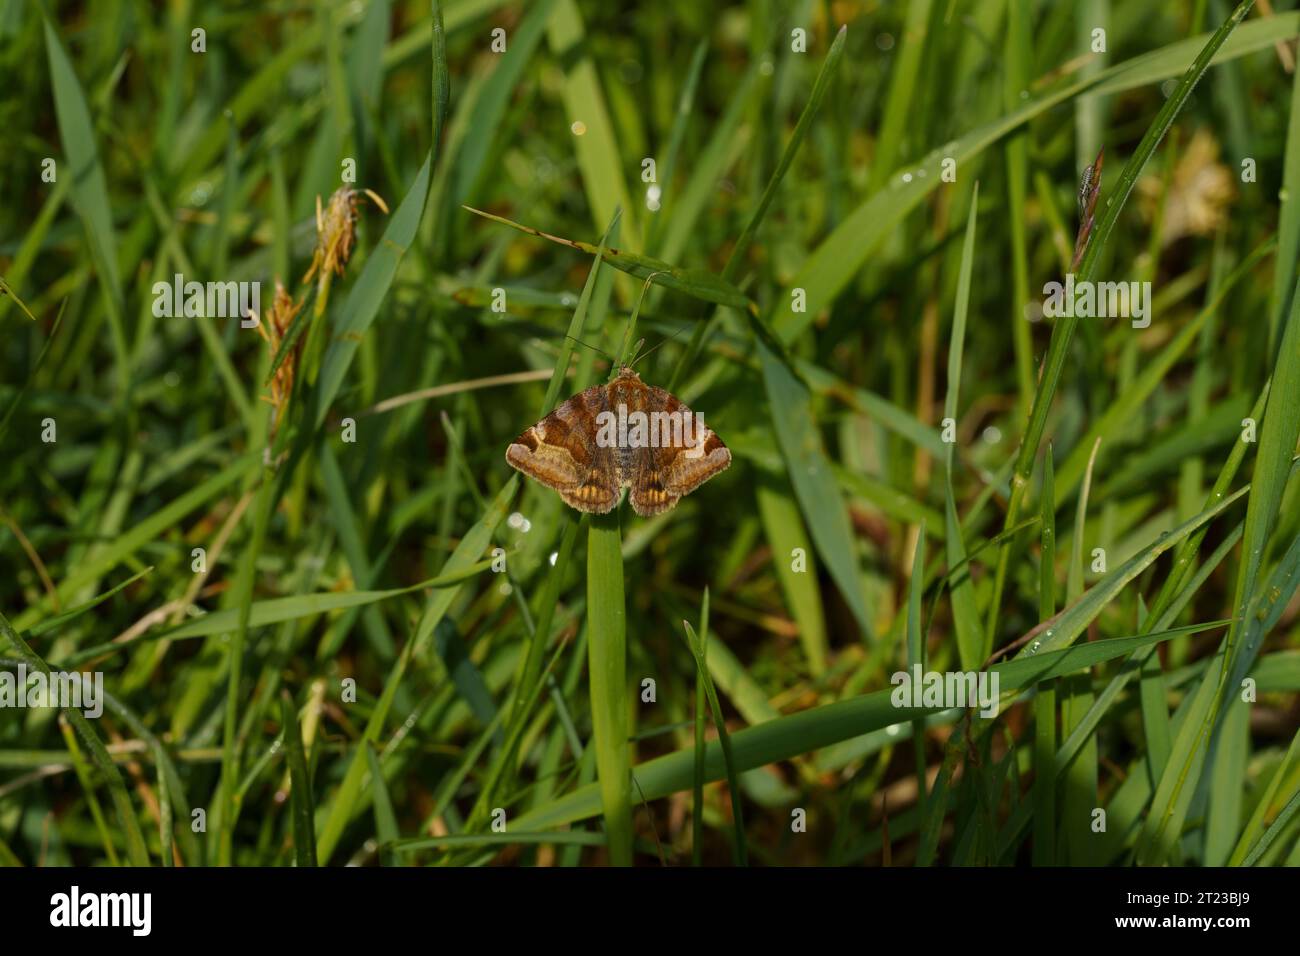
left=691, top=589, right=709, bottom=866
left=944, top=183, right=983, bottom=670
left=1139, top=271, right=1300, bottom=863
left=683, top=618, right=747, bottom=866
left=986, top=0, right=1256, bottom=652
left=515, top=624, right=1219, bottom=832
left=42, top=15, right=128, bottom=398
left=587, top=507, right=632, bottom=865
left=315, top=477, right=518, bottom=862
left=282, top=692, right=318, bottom=866
left=1, top=613, right=150, bottom=865
left=1033, top=446, right=1057, bottom=865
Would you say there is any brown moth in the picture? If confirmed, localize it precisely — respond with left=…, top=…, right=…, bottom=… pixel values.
left=506, top=366, right=730, bottom=516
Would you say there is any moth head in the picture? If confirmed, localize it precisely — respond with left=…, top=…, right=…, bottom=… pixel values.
left=616, top=365, right=641, bottom=380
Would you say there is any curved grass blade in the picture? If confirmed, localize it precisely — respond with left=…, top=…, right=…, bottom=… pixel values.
left=462, top=206, right=756, bottom=315
left=987, top=0, right=1256, bottom=651
left=514, top=625, right=1205, bottom=831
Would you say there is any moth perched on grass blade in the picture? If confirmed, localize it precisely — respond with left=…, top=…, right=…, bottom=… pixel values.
left=505, top=366, right=730, bottom=516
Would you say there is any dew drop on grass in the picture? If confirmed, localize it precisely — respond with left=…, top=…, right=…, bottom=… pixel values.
left=570, top=120, right=587, bottom=136
left=548, top=552, right=559, bottom=566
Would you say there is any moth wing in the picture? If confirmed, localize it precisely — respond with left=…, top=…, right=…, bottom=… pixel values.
left=628, top=388, right=730, bottom=517
left=505, top=383, right=621, bottom=514
left=627, top=442, right=676, bottom=517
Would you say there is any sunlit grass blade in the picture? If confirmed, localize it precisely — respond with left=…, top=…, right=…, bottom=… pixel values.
left=587, top=509, right=632, bottom=865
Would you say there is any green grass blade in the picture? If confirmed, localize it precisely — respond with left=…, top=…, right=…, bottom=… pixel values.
left=587, top=509, right=632, bottom=865
left=282, top=692, right=318, bottom=867
left=2, top=614, right=150, bottom=866
left=684, top=619, right=747, bottom=866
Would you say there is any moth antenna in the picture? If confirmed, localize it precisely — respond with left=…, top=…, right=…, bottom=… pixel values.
left=628, top=337, right=647, bottom=366
left=617, top=270, right=671, bottom=365
left=630, top=324, right=690, bottom=369
left=564, top=334, right=616, bottom=365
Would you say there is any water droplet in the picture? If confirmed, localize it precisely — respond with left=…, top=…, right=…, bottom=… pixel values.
left=548, top=551, right=559, bottom=566
left=570, top=120, right=587, bottom=136
left=982, top=425, right=1002, bottom=444
left=875, top=33, right=895, bottom=51
left=901, top=172, right=913, bottom=184
left=759, top=58, right=775, bottom=76
left=886, top=723, right=900, bottom=736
